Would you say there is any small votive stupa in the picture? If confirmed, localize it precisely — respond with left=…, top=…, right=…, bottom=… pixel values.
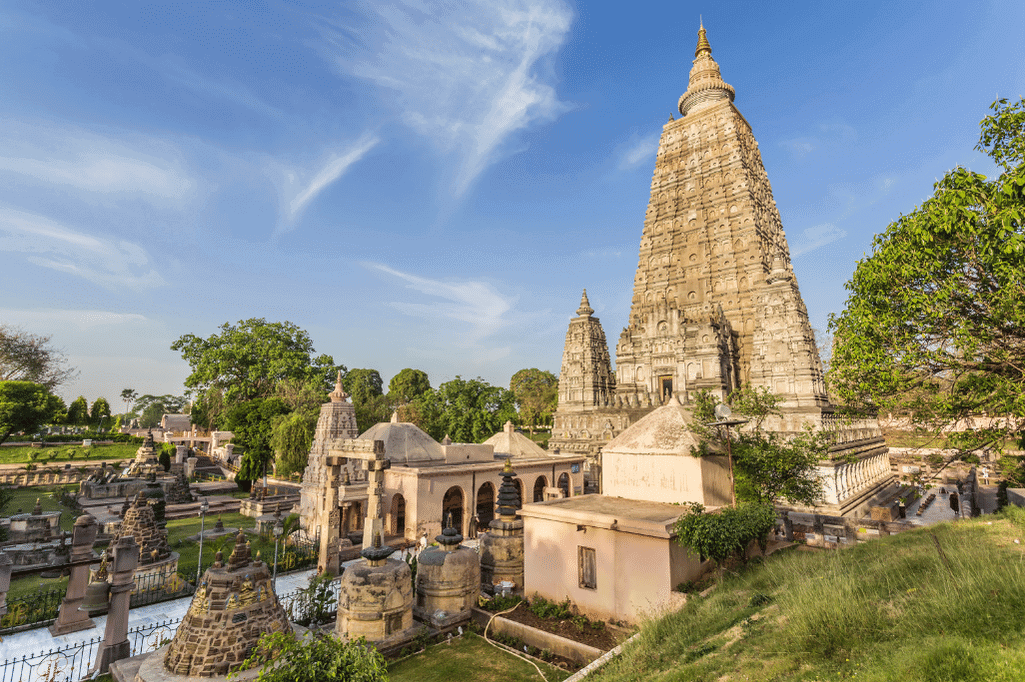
left=159, top=531, right=290, bottom=678
left=480, top=459, right=524, bottom=594
left=99, top=491, right=177, bottom=588
left=336, top=532, right=415, bottom=645
left=415, top=514, right=480, bottom=628
left=123, top=430, right=162, bottom=478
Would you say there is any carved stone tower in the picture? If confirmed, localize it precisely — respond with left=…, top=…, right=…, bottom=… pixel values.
left=297, top=371, right=362, bottom=533
left=616, top=21, right=827, bottom=409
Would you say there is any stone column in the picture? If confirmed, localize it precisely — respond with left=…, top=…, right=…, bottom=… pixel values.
left=319, top=455, right=344, bottom=576
left=362, top=442, right=390, bottom=549
left=93, top=536, right=139, bottom=675
left=186, top=456, right=198, bottom=478
left=0, top=552, right=11, bottom=619
left=49, top=514, right=99, bottom=635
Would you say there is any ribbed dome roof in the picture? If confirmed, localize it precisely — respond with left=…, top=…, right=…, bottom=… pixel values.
left=359, top=414, right=444, bottom=464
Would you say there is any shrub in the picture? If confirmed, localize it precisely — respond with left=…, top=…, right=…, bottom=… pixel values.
left=528, top=595, right=572, bottom=620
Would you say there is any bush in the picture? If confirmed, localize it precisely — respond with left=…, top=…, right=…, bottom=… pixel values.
left=528, top=595, right=572, bottom=620
left=234, top=631, right=386, bottom=682
left=479, top=593, right=523, bottom=612
left=674, top=502, right=776, bottom=569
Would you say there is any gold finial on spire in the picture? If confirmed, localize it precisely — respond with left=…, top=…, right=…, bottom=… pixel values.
left=695, top=19, right=712, bottom=58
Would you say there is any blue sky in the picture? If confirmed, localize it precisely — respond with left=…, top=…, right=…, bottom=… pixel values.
left=1, top=1, right=1023, bottom=406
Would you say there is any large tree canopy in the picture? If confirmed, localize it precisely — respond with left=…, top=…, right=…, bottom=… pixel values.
left=0, top=325, right=76, bottom=391
left=0, top=381, right=61, bottom=445
left=829, top=98, right=1025, bottom=451
left=388, top=368, right=431, bottom=404
left=171, top=319, right=343, bottom=405
left=509, top=368, right=558, bottom=434
left=413, top=376, right=517, bottom=443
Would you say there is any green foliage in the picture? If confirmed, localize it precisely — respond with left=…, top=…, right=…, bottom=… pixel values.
left=284, top=572, right=336, bottom=627
left=66, top=395, right=90, bottom=426
left=388, top=368, right=431, bottom=403
left=412, top=376, right=517, bottom=442
left=344, top=369, right=393, bottom=431
left=509, top=368, right=558, bottom=434
left=479, top=593, right=523, bottom=612
left=233, top=631, right=387, bottom=682
left=225, top=397, right=291, bottom=483
left=0, top=324, right=77, bottom=391
left=172, top=318, right=343, bottom=410
left=0, top=381, right=58, bottom=446
left=159, top=442, right=175, bottom=471
left=271, top=409, right=317, bottom=477
left=829, top=97, right=1025, bottom=453
left=528, top=595, right=572, bottom=620
left=89, top=397, right=111, bottom=428
left=691, top=387, right=828, bottom=506
left=120, top=388, right=137, bottom=411
left=130, top=394, right=188, bottom=428
left=673, top=502, right=776, bottom=569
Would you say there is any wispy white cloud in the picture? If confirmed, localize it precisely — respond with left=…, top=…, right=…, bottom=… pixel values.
left=0, top=308, right=148, bottom=329
left=317, top=0, right=573, bottom=197
left=369, top=263, right=517, bottom=343
left=0, top=120, right=194, bottom=203
left=790, top=223, right=847, bottom=257
left=0, top=206, right=166, bottom=290
left=618, top=133, right=660, bottom=170
left=157, top=57, right=284, bottom=119
left=780, top=123, right=857, bottom=160
left=287, top=133, right=380, bottom=222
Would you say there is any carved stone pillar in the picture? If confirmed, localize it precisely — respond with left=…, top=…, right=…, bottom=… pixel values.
left=50, top=514, right=99, bottom=635
left=93, top=536, right=139, bottom=675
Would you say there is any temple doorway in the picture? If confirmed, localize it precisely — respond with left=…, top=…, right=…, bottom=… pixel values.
left=390, top=494, right=406, bottom=537
left=442, top=486, right=464, bottom=535
left=533, top=476, right=547, bottom=502
left=558, top=472, right=570, bottom=498
left=476, top=482, right=495, bottom=528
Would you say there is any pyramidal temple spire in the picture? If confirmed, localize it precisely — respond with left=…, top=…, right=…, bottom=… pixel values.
left=577, top=289, right=594, bottom=317
left=678, top=21, right=735, bottom=117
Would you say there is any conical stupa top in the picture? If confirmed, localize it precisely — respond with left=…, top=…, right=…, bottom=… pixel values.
left=695, top=18, right=711, bottom=57
left=577, top=289, right=594, bottom=317
left=679, top=22, right=735, bottom=117
left=329, top=370, right=348, bottom=402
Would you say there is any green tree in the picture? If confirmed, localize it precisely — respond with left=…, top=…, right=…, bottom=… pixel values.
left=509, top=368, right=558, bottom=435
left=690, top=387, right=828, bottom=507
left=48, top=394, right=67, bottom=425
left=0, top=325, right=77, bottom=391
left=388, top=368, right=431, bottom=403
left=343, top=368, right=384, bottom=405
left=829, top=97, right=1025, bottom=454
left=413, top=376, right=517, bottom=443
left=130, top=394, right=188, bottom=428
left=120, top=388, right=138, bottom=413
left=89, top=397, right=111, bottom=428
left=271, top=409, right=318, bottom=477
left=172, top=319, right=343, bottom=407
left=66, top=395, right=90, bottom=427
left=224, top=397, right=290, bottom=488
left=673, top=501, right=776, bottom=571
left=234, top=631, right=386, bottom=682
left=0, top=381, right=57, bottom=445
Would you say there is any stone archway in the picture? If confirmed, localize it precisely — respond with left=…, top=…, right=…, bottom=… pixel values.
left=476, top=482, right=495, bottom=528
left=442, top=486, right=464, bottom=535
left=533, top=476, right=547, bottom=503
left=558, top=472, right=570, bottom=498
left=513, top=479, right=524, bottom=507
left=390, top=494, right=406, bottom=537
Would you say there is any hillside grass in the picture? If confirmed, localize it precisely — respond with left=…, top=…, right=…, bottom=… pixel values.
left=0, top=442, right=139, bottom=466
left=388, top=632, right=570, bottom=682
left=595, top=508, right=1025, bottom=682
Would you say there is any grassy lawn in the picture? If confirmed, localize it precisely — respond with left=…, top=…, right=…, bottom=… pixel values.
left=388, top=633, right=570, bottom=682
left=2, top=484, right=79, bottom=530
left=594, top=507, right=1025, bottom=682
left=0, top=442, right=140, bottom=466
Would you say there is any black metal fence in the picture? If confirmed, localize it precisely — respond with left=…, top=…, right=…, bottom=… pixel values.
left=129, top=565, right=195, bottom=609
left=279, top=575, right=341, bottom=627
left=0, top=635, right=100, bottom=682
left=127, top=617, right=184, bottom=657
left=0, top=586, right=64, bottom=633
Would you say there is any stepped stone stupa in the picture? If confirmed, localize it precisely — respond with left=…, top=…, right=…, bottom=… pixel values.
left=550, top=23, right=895, bottom=516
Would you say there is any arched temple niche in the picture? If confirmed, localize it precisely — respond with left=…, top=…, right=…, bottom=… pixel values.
left=389, top=494, right=406, bottom=537
left=476, top=482, right=496, bottom=528
left=558, top=473, right=570, bottom=498
left=533, top=476, right=547, bottom=503
left=442, top=486, right=465, bottom=536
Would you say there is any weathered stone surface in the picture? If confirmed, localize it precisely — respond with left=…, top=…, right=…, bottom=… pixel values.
left=479, top=461, right=524, bottom=594
left=415, top=525, right=480, bottom=628
left=162, top=532, right=290, bottom=677
left=336, top=537, right=416, bottom=645
left=111, top=492, right=170, bottom=567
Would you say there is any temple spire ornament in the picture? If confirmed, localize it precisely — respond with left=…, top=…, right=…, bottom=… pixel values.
left=576, top=289, right=594, bottom=317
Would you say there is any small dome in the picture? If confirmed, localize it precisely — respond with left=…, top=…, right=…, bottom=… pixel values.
left=603, top=395, right=704, bottom=455
left=482, top=421, right=552, bottom=459
left=359, top=420, right=445, bottom=464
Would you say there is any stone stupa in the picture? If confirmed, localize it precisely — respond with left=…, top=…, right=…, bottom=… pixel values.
left=479, top=459, right=524, bottom=594
left=415, top=514, right=480, bottom=628
left=158, top=531, right=291, bottom=678
left=336, top=531, right=416, bottom=646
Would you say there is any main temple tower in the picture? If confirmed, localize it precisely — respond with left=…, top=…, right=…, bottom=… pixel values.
left=550, top=24, right=896, bottom=514
left=615, top=22, right=827, bottom=410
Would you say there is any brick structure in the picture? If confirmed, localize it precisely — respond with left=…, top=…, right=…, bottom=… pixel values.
left=123, top=431, right=162, bottom=478
left=162, top=531, right=290, bottom=677
left=112, top=492, right=171, bottom=566
left=164, top=470, right=193, bottom=505
left=550, top=23, right=895, bottom=516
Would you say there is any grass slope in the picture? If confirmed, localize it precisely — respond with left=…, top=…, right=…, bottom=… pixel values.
left=388, top=633, right=570, bottom=682
left=595, top=508, right=1025, bottom=682
left=0, top=443, right=139, bottom=465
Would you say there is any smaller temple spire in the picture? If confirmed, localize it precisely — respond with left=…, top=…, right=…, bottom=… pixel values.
left=329, top=370, right=348, bottom=402
left=577, top=289, right=594, bottom=317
